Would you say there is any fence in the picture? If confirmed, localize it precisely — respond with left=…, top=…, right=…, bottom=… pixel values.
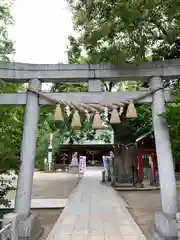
left=0, top=219, right=12, bottom=240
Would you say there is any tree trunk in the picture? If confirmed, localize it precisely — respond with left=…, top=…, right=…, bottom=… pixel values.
left=112, top=120, right=136, bottom=183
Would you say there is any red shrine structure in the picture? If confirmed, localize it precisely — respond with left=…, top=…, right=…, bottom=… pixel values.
left=136, top=131, right=158, bottom=185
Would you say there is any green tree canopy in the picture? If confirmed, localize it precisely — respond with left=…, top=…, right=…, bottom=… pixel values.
left=66, top=0, right=180, bottom=160
left=67, top=0, right=180, bottom=63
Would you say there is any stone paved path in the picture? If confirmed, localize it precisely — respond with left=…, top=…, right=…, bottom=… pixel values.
left=46, top=167, right=147, bottom=240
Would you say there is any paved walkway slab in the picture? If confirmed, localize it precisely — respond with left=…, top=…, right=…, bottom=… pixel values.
left=46, top=167, right=147, bottom=240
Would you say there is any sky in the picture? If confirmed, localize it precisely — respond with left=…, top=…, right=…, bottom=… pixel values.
left=8, top=0, right=74, bottom=64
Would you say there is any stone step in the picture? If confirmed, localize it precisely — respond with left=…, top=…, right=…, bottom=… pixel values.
left=0, top=199, right=68, bottom=209
left=114, top=186, right=160, bottom=191
left=114, top=183, right=133, bottom=188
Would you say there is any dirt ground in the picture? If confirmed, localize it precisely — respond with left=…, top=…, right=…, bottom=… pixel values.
left=118, top=190, right=161, bottom=240
left=6, top=171, right=81, bottom=200
left=31, top=209, right=62, bottom=240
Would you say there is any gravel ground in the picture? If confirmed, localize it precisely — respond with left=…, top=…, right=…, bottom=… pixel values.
left=6, top=171, right=81, bottom=200
left=119, top=189, right=180, bottom=239
left=118, top=190, right=161, bottom=240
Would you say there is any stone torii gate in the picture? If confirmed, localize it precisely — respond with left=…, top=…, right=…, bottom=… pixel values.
left=1, top=59, right=179, bottom=240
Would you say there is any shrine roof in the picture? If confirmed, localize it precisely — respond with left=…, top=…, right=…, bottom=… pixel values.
left=59, top=144, right=113, bottom=151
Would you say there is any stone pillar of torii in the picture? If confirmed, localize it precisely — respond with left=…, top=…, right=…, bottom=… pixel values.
left=0, top=60, right=179, bottom=240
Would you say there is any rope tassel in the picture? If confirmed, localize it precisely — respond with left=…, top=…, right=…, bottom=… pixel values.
left=92, top=112, right=104, bottom=129
left=71, top=110, right=81, bottom=129
left=53, top=104, right=64, bottom=121
left=110, top=108, right=121, bottom=124
left=126, top=102, right=137, bottom=118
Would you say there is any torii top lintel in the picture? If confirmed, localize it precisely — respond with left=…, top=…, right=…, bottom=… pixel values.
left=1, top=58, right=180, bottom=82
